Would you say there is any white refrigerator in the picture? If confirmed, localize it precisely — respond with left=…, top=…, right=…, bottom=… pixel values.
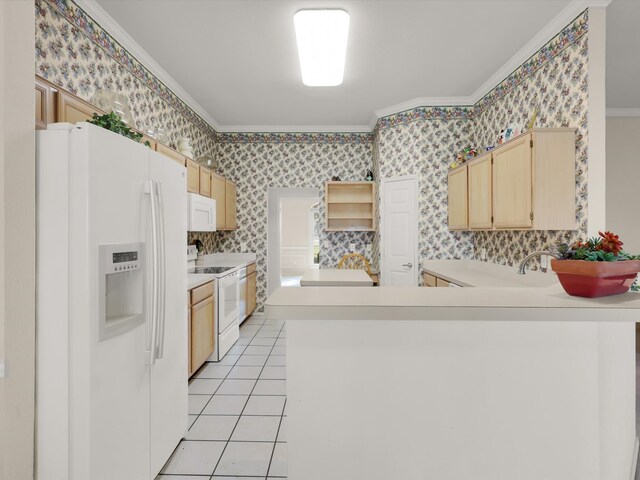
left=36, top=122, right=188, bottom=480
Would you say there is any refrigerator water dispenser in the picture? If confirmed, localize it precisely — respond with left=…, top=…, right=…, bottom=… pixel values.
left=98, top=242, right=144, bottom=341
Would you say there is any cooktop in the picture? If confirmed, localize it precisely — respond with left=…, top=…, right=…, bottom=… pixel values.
left=192, top=266, right=235, bottom=274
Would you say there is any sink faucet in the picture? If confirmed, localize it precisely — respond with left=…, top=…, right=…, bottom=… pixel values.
left=517, top=251, right=561, bottom=275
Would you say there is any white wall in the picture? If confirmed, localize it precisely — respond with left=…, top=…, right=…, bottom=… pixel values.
left=281, top=197, right=318, bottom=275
left=0, top=1, right=36, bottom=479
left=606, top=116, right=640, bottom=254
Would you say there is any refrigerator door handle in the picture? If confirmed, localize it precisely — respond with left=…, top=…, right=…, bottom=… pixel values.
left=155, top=181, right=167, bottom=360
left=146, top=179, right=159, bottom=365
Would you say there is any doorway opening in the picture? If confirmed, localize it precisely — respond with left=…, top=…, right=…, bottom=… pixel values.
left=267, top=187, right=320, bottom=294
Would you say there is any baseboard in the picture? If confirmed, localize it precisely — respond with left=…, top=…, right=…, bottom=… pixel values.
left=630, top=436, right=639, bottom=480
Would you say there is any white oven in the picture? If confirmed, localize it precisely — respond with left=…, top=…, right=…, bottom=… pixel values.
left=217, top=270, right=240, bottom=357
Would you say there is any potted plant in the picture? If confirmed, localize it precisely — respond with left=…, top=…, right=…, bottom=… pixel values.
left=551, top=231, right=640, bottom=298
left=88, top=112, right=151, bottom=147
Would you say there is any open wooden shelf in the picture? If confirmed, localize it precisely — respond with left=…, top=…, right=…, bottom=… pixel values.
left=325, top=182, right=376, bottom=231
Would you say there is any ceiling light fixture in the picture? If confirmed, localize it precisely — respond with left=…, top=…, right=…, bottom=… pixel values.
left=294, top=9, right=350, bottom=87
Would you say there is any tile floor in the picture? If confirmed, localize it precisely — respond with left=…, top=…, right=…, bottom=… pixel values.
left=158, top=314, right=287, bottom=479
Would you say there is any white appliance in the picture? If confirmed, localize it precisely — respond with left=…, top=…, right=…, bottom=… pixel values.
left=238, top=267, right=248, bottom=323
left=36, top=122, right=188, bottom=480
left=217, top=269, right=241, bottom=358
left=188, top=192, right=216, bottom=231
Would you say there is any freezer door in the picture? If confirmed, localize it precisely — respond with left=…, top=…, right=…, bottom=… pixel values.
left=70, top=123, right=152, bottom=480
left=148, top=148, right=188, bottom=477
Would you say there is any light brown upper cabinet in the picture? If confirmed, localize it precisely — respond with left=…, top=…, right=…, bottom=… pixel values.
left=447, top=128, right=576, bottom=231
left=211, top=173, right=227, bottom=230
left=225, top=180, right=237, bottom=230
left=156, top=143, right=186, bottom=166
left=325, top=182, right=376, bottom=231
left=467, top=154, right=493, bottom=229
left=56, top=89, right=104, bottom=124
left=447, top=166, right=468, bottom=230
left=199, top=166, right=212, bottom=197
left=492, top=134, right=533, bottom=228
left=35, top=76, right=57, bottom=129
left=186, top=158, right=200, bottom=194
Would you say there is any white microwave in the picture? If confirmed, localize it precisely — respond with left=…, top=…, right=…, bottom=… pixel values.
left=188, top=193, right=216, bottom=232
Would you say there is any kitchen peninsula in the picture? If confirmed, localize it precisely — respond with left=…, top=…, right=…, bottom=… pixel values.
left=265, top=286, right=640, bottom=480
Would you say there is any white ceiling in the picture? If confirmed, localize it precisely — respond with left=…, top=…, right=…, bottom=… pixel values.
left=91, top=0, right=638, bottom=129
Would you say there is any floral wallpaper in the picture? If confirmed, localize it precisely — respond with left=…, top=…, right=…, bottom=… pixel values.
left=471, top=11, right=588, bottom=268
left=375, top=116, right=476, bottom=284
left=371, top=10, right=589, bottom=272
left=35, top=0, right=217, bottom=159
left=212, top=139, right=375, bottom=311
left=35, top=0, right=591, bottom=294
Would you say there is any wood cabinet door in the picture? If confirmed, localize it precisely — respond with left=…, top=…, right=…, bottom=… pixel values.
left=468, top=155, right=493, bottom=229
left=247, top=271, right=257, bottom=315
left=156, top=143, right=185, bottom=166
left=447, top=167, right=468, bottom=230
left=186, top=159, right=200, bottom=194
left=199, top=166, right=212, bottom=197
left=190, top=297, right=215, bottom=374
left=56, top=90, right=103, bottom=123
left=187, top=308, right=192, bottom=376
left=35, top=85, right=47, bottom=130
left=225, top=180, right=237, bottom=230
left=35, top=76, right=58, bottom=129
left=492, top=135, right=533, bottom=229
left=211, top=173, right=226, bottom=230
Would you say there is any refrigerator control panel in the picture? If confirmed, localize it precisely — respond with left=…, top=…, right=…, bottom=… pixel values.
left=108, top=250, right=140, bottom=273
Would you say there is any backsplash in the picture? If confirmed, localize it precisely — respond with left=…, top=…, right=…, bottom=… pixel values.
left=375, top=115, right=476, bottom=284
left=35, top=0, right=217, bottom=159
left=213, top=137, right=375, bottom=311
left=472, top=10, right=589, bottom=267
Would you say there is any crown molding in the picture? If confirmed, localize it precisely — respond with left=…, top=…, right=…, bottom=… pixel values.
left=606, top=108, right=640, bottom=117
left=73, top=0, right=221, bottom=131
left=71, top=0, right=609, bottom=135
left=216, top=124, right=373, bottom=133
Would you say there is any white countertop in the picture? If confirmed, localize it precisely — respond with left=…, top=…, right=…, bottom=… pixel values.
left=265, top=285, right=640, bottom=321
left=300, top=268, right=373, bottom=286
left=421, top=259, right=559, bottom=288
left=187, top=252, right=256, bottom=290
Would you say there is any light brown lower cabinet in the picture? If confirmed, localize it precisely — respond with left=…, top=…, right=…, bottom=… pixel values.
left=423, top=272, right=460, bottom=288
left=247, top=271, right=257, bottom=316
left=423, top=273, right=437, bottom=287
left=189, top=291, right=215, bottom=376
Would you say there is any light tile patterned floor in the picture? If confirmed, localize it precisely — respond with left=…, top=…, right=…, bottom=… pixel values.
left=157, top=314, right=287, bottom=479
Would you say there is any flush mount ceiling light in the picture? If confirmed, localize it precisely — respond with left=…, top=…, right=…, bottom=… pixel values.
left=294, top=9, right=350, bottom=87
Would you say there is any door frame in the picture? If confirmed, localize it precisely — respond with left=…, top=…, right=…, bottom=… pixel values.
left=267, top=187, right=320, bottom=296
left=308, top=203, right=320, bottom=268
left=380, top=175, right=419, bottom=286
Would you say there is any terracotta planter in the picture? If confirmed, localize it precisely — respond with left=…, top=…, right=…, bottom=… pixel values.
left=551, top=259, right=640, bottom=298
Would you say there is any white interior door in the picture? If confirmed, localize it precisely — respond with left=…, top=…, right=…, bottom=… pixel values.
left=381, top=176, right=418, bottom=286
